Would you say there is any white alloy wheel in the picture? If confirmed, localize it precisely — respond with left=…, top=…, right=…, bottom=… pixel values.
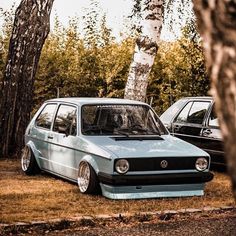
left=78, top=161, right=91, bottom=193
left=21, top=146, right=40, bottom=175
left=21, top=146, right=31, bottom=171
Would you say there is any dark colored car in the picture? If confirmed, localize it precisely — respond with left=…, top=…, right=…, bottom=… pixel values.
left=160, top=97, right=224, bottom=166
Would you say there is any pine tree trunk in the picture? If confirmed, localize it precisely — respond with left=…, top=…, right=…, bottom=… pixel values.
left=0, top=0, right=54, bottom=157
left=193, top=1, right=236, bottom=198
left=124, top=0, right=163, bottom=102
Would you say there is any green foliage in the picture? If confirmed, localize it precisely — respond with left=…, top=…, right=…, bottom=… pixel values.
left=1, top=6, right=209, bottom=115
left=83, top=0, right=101, bottom=47
left=148, top=25, right=209, bottom=115
left=34, top=15, right=134, bottom=111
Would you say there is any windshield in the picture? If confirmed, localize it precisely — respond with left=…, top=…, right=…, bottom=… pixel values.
left=81, top=104, right=167, bottom=136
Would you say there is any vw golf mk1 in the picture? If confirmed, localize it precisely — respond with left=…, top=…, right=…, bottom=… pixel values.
left=21, top=98, right=213, bottom=199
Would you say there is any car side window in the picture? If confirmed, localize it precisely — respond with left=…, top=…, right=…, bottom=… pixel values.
left=208, top=104, right=219, bottom=127
left=53, top=105, right=77, bottom=136
left=175, top=102, right=193, bottom=123
left=35, top=104, right=57, bottom=129
left=175, top=101, right=210, bottom=124
left=187, top=102, right=210, bottom=124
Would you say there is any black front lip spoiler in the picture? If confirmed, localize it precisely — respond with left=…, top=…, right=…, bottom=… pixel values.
left=98, top=172, right=214, bottom=186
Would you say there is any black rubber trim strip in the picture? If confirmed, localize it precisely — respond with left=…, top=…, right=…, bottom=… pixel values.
left=98, top=172, right=214, bottom=186
left=111, top=136, right=164, bottom=141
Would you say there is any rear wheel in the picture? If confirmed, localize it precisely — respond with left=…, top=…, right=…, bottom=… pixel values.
left=21, top=146, right=40, bottom=175
left=78, top=161, right=99, bottom=194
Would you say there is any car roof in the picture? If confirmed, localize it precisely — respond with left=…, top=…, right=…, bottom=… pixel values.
left=46, top=97, right=148, bottom=106
left=180, top=96, right=213, bottom=101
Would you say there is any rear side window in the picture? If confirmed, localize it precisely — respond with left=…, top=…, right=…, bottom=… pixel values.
left=53, top=105, right=77, bottom=136
left=175, top=101, right=210, bottom=124
left=208, top=104, right=219, bottom=127
left=35, top=104, right=57, bottom=129
left=187, top=102, right=210, bottom=124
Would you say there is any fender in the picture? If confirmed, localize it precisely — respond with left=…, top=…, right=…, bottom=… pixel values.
left=25, top=141, right=42, bottom=169
left=79, top=155, right=100, bottom=174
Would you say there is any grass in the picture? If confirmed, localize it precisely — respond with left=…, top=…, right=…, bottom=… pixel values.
left=0, top=159, right=235, bottom=223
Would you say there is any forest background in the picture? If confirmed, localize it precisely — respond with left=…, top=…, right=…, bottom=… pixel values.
left=0, top=1, right=209, bottom=115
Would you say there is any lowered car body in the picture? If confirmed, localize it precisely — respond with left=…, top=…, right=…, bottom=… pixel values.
left=21, top=98, right=213, bottom=199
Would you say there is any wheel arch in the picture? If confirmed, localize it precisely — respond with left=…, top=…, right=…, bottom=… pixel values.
left=79, top=154, right=99, bottom=174
left=77, top=154, right=101, bottom=194
left=25, top=141, right=41, bottom=169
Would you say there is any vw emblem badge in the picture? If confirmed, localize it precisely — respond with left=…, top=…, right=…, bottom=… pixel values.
left=160, top=160, right=168, bottom=169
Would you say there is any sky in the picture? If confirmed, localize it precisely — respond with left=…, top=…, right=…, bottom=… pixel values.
left=1, top=0, right=135, bottom=39
left=0, top=0, right=191, bottom=41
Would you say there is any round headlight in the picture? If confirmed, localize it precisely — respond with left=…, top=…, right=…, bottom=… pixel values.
left=195, top=157, right=208, bottom=171
left=115, top=159, right=129, bottom=174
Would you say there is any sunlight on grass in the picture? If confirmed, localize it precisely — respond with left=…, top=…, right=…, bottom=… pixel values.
left=0, top=159, right=235, bottom=223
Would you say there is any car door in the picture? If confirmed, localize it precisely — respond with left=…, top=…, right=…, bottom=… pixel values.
left=171, top=100, right=211, bottom=149
left=32, top=103, right=57, bottom=169
left=201, top=103, right=225, bottom=164
left=49, top=104, right=78, bottom=180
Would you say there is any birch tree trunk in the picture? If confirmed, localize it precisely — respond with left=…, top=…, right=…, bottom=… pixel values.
left=124, top=0, right=163, bottom=102
left=0, top=0, right=54, bottom=157
left=193, top=1, right=236, bottom=198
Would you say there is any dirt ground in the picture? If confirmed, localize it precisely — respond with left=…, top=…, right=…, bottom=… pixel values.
left=0, top=158, right=235, bottom=225
left=1, top=208, right=236, bottom=236
left=39, top=209, right=236, bottom=236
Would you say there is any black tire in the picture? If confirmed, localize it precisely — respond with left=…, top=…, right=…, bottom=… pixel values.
left=21, top=146, right=41, bottom=175
left=78, top=161, right=100, bottom=194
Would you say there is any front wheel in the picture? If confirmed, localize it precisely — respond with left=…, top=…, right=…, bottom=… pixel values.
left=78, top=161, right=99, bottom=194
left=21, top=146, right=40, bottom=175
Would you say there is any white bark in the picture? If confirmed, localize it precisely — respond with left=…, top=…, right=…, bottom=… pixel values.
left=124, top=0, right=164, bottom=101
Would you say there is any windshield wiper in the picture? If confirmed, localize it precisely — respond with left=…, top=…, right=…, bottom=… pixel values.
left=114, top=126, right=161, bottom=137
left=130, top=125, right=161, bottom=136
left=129, top=124, right=161, bottom=136
left=114, top=129, right=130, bottom=137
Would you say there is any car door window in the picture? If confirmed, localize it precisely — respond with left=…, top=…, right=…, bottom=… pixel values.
left=187, top=102, right=210, bottom=124
left=35, top=104, right=57, bottom=129
left=175, top=101, right=210, bottom=124
left=53, top=105, right=77, bottom=136
left=208, top=104, right=219, bottom=127
left=175, top=102, right=193, bottom=123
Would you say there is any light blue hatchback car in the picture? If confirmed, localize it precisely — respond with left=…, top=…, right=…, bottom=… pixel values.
left=21, top=98, right=213, bottom=199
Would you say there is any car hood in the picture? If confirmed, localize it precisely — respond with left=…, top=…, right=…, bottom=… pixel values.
left=84, top=135, right=208, bottom=158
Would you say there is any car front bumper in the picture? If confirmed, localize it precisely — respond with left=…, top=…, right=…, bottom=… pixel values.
left=98, top=172, right=214, bottom=186
left=98, top=172, right=214, bottom=200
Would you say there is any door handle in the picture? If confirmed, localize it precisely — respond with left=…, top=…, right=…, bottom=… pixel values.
left=48, top=135, right=53, bottom=139
left=202, top=129, right=212, bottom=136
left=174, top=125, right=180, bottom=132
